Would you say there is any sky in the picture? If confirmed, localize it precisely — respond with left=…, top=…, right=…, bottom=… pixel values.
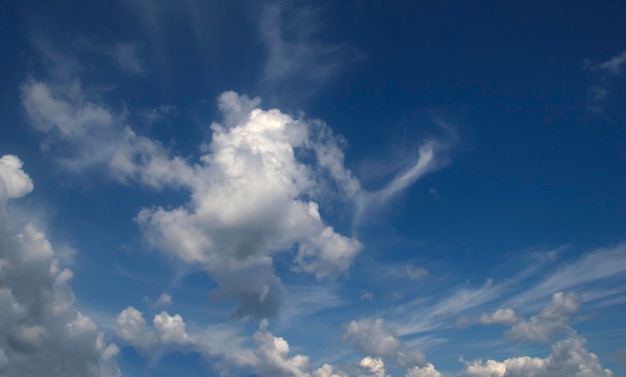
left=1, top=1, right=626, bottom=376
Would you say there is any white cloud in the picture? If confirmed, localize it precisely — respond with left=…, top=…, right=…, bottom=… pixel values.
left=354, top=142, right=445, bottom=226
left=359, top=357, right=388, bottom=377
left=115, top=306, right=257, bottom=371
left=506, top=292, right=581, bottom=343
left=153, top=292, right=172, bottom=308
left=115, top=307, right=158, bottom=352
left=0, top=155, right=119, bottom=376
left=116, top=308, right=190, bottom=351
left=254, top=319, right=312, bottom=377
left=479, top=309, right=519, bottom=326
left=135, top=92, right=363, bottom=318
left=406, top=363, right=441, bottom=377
left=0, top=155, right=34, bottom=200
left=463, top=334, right=613, bottom=377
left=343, top=318, right=425, bottom=368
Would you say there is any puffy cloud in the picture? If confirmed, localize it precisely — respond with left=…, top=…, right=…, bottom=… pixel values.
left=406, top=363, right=441, bottom=377
left=116, top=307, right=189, bottom=351
left=253, top=319, right=312, bottom=377
left=506, top=292, right=580, bottom=343
left=344, top=319, right=402, bottom=360
left=343, top=318, right=425, bottom=368
left=116, top=306, right=257, bottom=371
left=479, top=309, right=519, bottom=326
left=153, top=292, right=172, bottom=308
left=0, top=155, right=34, bottom=200
left=313, top=363, right=346, bottom=377
left=153, top=312, right=188, bottom=344
left=136, top=92, right=363, bottom=318
left=463, top=334, right=613, bottom=377
left=0, top=155, right=119, bottom=376
left=115, top=307, right=157, bottom=352
left=359, top=357, right=388, bottom=377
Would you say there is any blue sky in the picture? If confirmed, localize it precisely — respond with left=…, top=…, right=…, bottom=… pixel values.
left=1, top=1, right=626, bottom=376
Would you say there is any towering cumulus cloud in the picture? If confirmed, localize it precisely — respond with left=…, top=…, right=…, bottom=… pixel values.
left=0, top=155, right=119, bottom=377
left=135, top=92, right=363, bottom=318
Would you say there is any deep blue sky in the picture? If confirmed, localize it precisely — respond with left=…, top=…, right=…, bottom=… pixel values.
left=1, top=1, right=625, bottom=377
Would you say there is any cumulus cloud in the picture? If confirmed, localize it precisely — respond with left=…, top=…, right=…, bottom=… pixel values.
left=115, top=306, right=257, bottom=371
left=479, top=309, right=519, bottom=326
left=115, top=307, right=190, bottom=351
left=463, top=334, right=613, bottom=377
left=343, top=318, right=425, bottom=368
left=506, top=292, right=580, bottom=343
left=0, top=155, right=119, bottom=376
left=359, top=357, right=388, bottom=377
left=254, top=319, right=312, bottom=377
left=0, top=155, right=34, bottom=200
left=153, top=292, right=172, bottom=308
left=253, top=320, right=349, bottom=377
left=406, top=363, right=441, bottom=377
left=135, top=92, right=364, bottom=318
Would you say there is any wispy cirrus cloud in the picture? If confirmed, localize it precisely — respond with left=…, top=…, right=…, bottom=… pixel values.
left=585, top=50, right=626, bottom=111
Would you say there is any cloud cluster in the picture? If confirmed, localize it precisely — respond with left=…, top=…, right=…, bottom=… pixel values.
left=463, top=290, right=614, bottom=377
left=0, top=155, right=119, bottom=377
left=20, top=38, right=447, bottom=320
left=405, top=363, right=441, bottom=377
left=116, top=307, right=189, bottom=353
left=463, top=334, right=613, bottom=377
left=343, top=318, right=425, bottom=368
left=506, top=292, right=580, bottom=343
